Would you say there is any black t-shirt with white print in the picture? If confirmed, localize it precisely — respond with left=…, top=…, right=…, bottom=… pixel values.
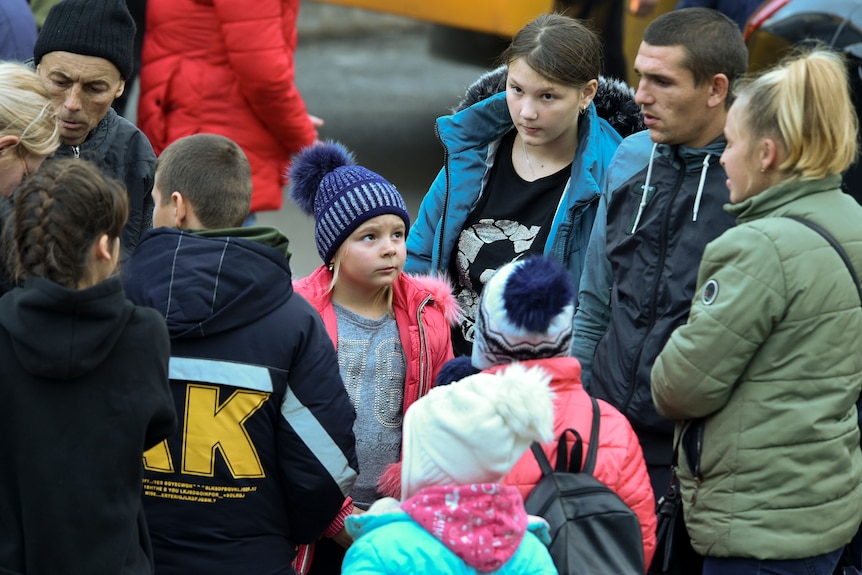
left=448, top=129, right=571, bottom=357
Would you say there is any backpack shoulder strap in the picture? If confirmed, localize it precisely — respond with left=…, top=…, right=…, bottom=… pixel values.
left=582, top=396, right=601, bottom=475
left=532, top=427, right=586, bottom=475
left=532, top=400, right=603, bottom=476
left=557, top=428, right=584, bottom=473
left=530, top=441, right=554, bottom=477
left=786, top=216, right=862, bottom=306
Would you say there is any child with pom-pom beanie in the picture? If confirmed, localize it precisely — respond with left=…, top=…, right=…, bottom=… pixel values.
left=288, top=141, right=460, bottom=575
left=382, top=256, right=658, bottom=569
left=477, top=256, right=656, bottom=568
left=342, top=364, right=559, bottom=575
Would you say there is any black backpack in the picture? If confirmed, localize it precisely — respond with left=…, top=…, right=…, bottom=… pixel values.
left=524, top=396, right=644, bottom=575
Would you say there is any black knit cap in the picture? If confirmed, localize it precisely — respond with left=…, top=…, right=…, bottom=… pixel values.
left=33, top=0, right=136, bottom=79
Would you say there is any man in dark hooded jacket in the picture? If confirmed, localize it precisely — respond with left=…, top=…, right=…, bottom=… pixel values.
left=122, top=133, right=358, bottom=575
left=572, top=8, right=747, bottom=498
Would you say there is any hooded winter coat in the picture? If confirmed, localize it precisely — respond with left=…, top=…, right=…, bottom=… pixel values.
left=404, top=67, right=643, bottom=306
left=651, top=175, right=862, bottom=559
left=572, top=132, right=736, bottom=469
left=491, top=357, right=657, bottom=568
left=342, top=488, right=557, bottom=575
left=137, top=0, right=316, bottom=213
left=122, top=227, right=358, bottom=575
left=0, top=276, right=176, bottom=575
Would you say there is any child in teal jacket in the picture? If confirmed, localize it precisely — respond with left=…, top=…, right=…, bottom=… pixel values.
left=341, top=364, right=557, bottom=575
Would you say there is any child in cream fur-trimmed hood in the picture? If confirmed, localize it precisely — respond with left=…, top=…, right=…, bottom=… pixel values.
left=342, top=363, right=557, bottom=575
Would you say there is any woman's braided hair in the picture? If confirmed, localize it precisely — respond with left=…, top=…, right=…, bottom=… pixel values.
left=13, top=158, right=128, bottom=289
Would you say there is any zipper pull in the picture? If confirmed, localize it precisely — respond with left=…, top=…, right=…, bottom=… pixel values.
left=73, top=145, right=80, bottom=158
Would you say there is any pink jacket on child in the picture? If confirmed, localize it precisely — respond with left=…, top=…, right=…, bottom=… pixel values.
left=292, top=266, right=459, bottom=573
left=294, top=266, right=458, bottom=412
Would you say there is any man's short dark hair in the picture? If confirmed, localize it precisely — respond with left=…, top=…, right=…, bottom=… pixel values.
left=155, top=134, right=252, bottom=229
left=644, top=8, right=748, bottom=104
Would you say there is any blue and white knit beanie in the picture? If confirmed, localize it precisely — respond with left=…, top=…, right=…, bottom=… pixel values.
left=289, top=142, right=410, bottom=264
left=471, top=256, right=575, bottom=370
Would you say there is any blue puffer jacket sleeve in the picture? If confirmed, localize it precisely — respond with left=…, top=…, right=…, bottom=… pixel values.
left=570, top=188, right=613, bottom=390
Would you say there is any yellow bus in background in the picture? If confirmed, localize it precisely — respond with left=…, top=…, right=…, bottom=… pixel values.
left=309, top=0, right=678, bottom=85
left=311, top=0, right=556, bottom=37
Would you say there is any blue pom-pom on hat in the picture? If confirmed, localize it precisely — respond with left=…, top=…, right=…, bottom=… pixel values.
left=471, top=256, right=575, bottom=370
left=288, top=141, right=410, bottom=264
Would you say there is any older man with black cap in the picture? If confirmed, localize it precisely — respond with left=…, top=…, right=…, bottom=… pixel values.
left=33, top=0, right=155, bottom=258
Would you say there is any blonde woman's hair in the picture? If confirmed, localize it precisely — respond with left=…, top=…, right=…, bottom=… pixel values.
left=734, top=47, right=858, bottom=179
left=328, top=244, right=395, bottom=318
left=0, top=62, right=60, bottom=159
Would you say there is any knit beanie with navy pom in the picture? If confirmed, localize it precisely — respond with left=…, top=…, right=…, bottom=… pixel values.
left=288, top=142, right=410, bottom=265
left=471, top=256, right=575, bottom=370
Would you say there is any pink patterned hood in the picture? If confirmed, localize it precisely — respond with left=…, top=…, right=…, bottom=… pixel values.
left=401, top=483, right=527, bottom=573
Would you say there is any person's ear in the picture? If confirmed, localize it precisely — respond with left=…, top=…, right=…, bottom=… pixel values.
left=706, top=73, right=730, bottom=110
left=760, top=137, right=781, bottom=172
left=114, top=79, right=126, bottom=100
left=171, top=191, right=205, bottom=230
left=0, top=135, right=21, bottom=153
left=580, top=79, right=599, bottom=109
left=171, top=191, right=187, bottom=228
left=93, top=234, right=113, bottom=262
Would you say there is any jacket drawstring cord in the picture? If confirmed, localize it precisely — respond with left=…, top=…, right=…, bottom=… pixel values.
left=692, top=154, right=711, bottom=222
left=631, top=142, right=658, bottom=233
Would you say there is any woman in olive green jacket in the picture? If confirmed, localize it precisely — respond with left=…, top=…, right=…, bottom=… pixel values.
left=651, top=48, right=862, bottom=574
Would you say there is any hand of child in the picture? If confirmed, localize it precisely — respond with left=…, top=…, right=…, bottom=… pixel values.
left=332, top=525, right=355, bottom=549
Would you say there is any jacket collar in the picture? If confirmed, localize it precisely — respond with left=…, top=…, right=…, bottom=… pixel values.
left=437, top=91, right=611, bottom=206
left=654, top=135, right=727, bottom=173
left=726, top=174, right=842, bottom=223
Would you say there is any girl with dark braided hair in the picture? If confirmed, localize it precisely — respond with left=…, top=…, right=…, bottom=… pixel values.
left=0, top=157, right=177, bottom=575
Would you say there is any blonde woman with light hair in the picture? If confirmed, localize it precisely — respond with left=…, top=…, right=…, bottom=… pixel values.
left=0, top=61, right=59, bottom=197
left=651, top=47, right=862, bottom=574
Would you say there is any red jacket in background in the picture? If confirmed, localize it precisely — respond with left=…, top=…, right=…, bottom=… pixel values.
left=492, top=356, right=658, bottom=570
left=137, top=0, right=316, bottom=213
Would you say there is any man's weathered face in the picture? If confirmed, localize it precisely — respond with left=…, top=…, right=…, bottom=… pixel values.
left=37, top=51, right=125, bottom=146
left=633, top=42, right=718, bottom=149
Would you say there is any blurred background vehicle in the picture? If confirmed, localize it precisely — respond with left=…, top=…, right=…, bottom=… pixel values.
left=271, top=0, right=861, bottom=274
left=311, top=0, right=631, bottom=78
left=312, top=0, right=862, bottom=204
left=745, top=0, right=862, bottom=204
